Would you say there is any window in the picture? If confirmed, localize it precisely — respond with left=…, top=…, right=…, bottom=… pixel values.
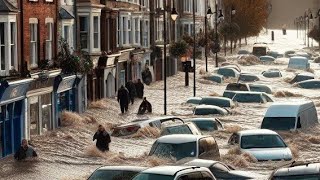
left=122, top=17, right=127, bottom=45
left=10, top=22, right=16, bottom=69
left=117, top=17, right=120, bottom=46
left=30, top=22, right=38, bottom=66
left=143, top=20, right=149, bottom=47
left=134, top=18, right=140, bottom=44
left=0, top=23, right=5, bottom=71
left=79, top=16, right=88, bottom=49
left=93, top=16, right=99, bottom=48
left=128, top=18, right=132, bottom=44
left=46, top=22, right=53, bottom=60
left=63, top=26, right=70, bottom=43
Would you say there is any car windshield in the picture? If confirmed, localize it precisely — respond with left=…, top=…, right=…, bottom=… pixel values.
left=261, top=117, right=296, bottom=130
left=149, top=142, right=197, bottom=160
left=88, top=170, right=140, bottom=180
left=253, top=47, right=267, bottom=56
left=161, top=125, right=192, bottom=136
left=132, top=173, right=174, bottom=180
left=234, top=94, right=263, bottom=103
left=193, top=121, right=218, bottom=131
left=241, top=135, right=287, bottom=149
left=273, top=175, right=320, bottom=180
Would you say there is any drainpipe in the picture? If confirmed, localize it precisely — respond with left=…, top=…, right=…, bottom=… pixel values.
left=74, top=0, right=78, bottom=50
left=20, top=0, right=24, bottom=77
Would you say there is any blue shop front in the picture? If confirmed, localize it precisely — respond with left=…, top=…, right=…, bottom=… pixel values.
left=54, top=75, right=77, bottom=127
left=0, top=79, right=32, bottom=158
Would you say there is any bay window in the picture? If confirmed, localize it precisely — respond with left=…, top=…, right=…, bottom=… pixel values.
left=79, top=16, right=88, bottom=49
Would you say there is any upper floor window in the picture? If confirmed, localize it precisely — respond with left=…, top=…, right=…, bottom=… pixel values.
left=93, top=16, right=99, bottom=49
left=45, top=20, right=53, bottom=60
left=0, top=23, right=5, bottom=72
left=79, top=16, right=88, bottom=49
left=30, top=19, right=38, bottom=67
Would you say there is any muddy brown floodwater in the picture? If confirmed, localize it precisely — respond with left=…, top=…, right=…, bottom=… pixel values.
left=1, top=30, right=320, bottom=180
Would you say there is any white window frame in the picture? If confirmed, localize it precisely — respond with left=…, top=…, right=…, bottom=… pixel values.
left=61, top=19, right=75, bottom=51
left=93, top=16, right=99, bottom=49
left=134, top=17, right=140, bottom=45
left=45, top=18, right=54, bottom=61
left=79, top=15, right=89, bottom=51
left=29, top=18, right=38, bottom=68
left=10, top=22, right=17, bottom=71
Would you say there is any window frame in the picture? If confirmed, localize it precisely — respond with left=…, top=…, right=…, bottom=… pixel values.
left=45, top=19, right=54, bottom=61
left=29, top=18, right=38, bottom=68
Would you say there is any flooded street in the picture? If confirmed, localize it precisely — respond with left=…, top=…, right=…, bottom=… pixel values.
left=1, top=30, right=320, bottom=179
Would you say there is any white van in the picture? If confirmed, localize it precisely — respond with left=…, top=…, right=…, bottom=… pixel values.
left=288, top=56, right=310, bottom=70
left=261, top=101, right=318, bottom=131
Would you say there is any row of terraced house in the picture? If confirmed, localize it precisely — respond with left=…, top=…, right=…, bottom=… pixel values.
left=0, top=0, right=213, bottom=158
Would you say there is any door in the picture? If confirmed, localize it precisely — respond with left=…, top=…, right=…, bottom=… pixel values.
left=4, top=104, right=12, bottom=156
left=106, top=73, right=115, bottom=97
left=12, top=101, right=22, bottom=151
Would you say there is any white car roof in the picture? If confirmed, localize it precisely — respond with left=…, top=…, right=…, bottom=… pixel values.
left=202, top=96, right=232, bottom=101
left=187, top=97, right=203, bottom=101
left=156, top=134, right=208, bottom=144
left=195, top=104, right=226, bottom=110
left=116, top=116, right=182, bottom=127
left=97, top=166, right=148, bottom=171
left=265, top=101, right=314, bottom=117
left=185, top=118, right=217, bottom=122
left=237, top=129, right=278, bottom=136
left=290, top=56, right=308, bottom=60
left=184, top=159, right=219, bottom=168
left=273, top=163, right=320, bottom=176
left=141, top=166, right=207, bottom=176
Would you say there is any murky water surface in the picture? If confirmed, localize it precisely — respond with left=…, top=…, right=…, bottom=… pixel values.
left=1, top=30, right=320, bottom=179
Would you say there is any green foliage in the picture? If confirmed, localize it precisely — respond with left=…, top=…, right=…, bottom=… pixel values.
left=38, top=59, right=50, bottom=70
left=169, top=40, right=189, bottom=58
left=56, top=39, right=93, bottom=75
left=182, top=34, right=194, bottom=46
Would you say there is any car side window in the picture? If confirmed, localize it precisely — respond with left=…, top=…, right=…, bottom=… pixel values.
left=228, top=133, right=239, bottom=145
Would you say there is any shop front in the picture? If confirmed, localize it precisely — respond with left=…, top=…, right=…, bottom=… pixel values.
left=0, top=79, right=32, bottom=158
left=26, top=71, right=60, bottom=139
left=74, top=75, right=87, bottom=114
left=116, top=49, right=133, bottom=88
left=130, top=51, right=144, bottom=81
left=104, top=54, right=118, bottom=98
left=54, top=75, right=77, bottom=127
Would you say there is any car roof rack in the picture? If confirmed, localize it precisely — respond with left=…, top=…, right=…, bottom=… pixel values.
left=173, top=166, right=201, bottom=176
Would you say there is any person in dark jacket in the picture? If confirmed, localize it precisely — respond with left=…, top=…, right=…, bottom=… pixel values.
left=125, top=81, right=136, bottom=105
left=138, top=97, right=152, bottom=115
left=14, top=139, right=38, bottom=161
left=117, top=85, right=129, bottom=114
left=93, top=125, right=111, bottom=152
left=135, top=79, right=144, bottom=99
left=142, top=67, right=152, bottom=85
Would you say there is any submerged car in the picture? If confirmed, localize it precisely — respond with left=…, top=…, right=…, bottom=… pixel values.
left=232, top=91, right=273, bottom=103
left=194, top=105, right=228, bottom=116
left=149, top=134, right=220, bottom=161
left=269, top=162, right=320, bottom=180
left=288, top=56, right=310, bottom=70
left=217, top=67, right=240, bottom=78
left=295, top=79, right=320, bottom=89
left=111, top=116, right=184, bottom=137
left=260, top=55, right=275, bottom=62
left=187, top=96, right=234, bottom=108
left=252, top=43, right=269, bottom=57
left=132, top=166, right=216, bottom=180
left=160, top=122, right=202, bottom=136
left=206, top=74, right=224, bottom=83
left=290, top=72, right=314, bottom=83
left=225, top=83, right=250, bottom=91
left=238, top=49, right=250, bottom=55
left=262, top=69, right=282, bottom=78
left=239, top=73, right=260, bottom=82
left=184, top=159, right=264, bottom=180
left=228, top=129, right=292, bottom=161
left=248, top=84, right=272, bottom=94
left=185, top=118, right=223, bottom=132
left=88, top=166, right=148, bottom=180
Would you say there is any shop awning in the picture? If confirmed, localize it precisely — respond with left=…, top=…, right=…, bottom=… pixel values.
left=0, top=78, right=33, bottom=105
left=54, top=75, right=77, bottom=93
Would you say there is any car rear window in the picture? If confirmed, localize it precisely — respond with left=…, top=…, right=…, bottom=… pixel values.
left=193, top=121, right=218, bottom=131
left=89, top=170, right=140, bottom=180
left=261, top=117, right=296, bottom=130
left=226, top=84, right=249, bottom=91
left=233, top=94, right=263, bottom=103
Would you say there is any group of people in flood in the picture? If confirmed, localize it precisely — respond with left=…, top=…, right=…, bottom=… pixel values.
left=117, top=79, right=152, bottom=115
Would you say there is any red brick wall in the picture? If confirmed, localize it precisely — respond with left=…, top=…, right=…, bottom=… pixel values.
left=22, top=1, right=57, bottom=70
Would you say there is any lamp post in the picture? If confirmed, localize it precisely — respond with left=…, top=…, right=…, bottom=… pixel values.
left=161, top=1, right=178, bottom=115
left=193, top=0, right=196, bottom=97
left=304, top=12, right=307, bottom=45
left=230, top=5, right=236, bottom=54
left=300, top=16, right=303, bottom=39
left=204, top=0, right=213, bottom=72
left=214, top=4, right=223, bottom=67
left=307, top=11, right=313, bottom=47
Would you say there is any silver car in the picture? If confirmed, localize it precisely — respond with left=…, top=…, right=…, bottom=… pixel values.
left=228, top=129, right=292, bottom=161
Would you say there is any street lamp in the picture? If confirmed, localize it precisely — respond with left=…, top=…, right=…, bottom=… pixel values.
left=193, top=0, right=196, bottom=97
left=161, top=1, right=178, bottom=115
left=214, top=5, right=224, bottom=67
left=230, top=5, right=236, bottom=54
left=204, top=0, right=213, bottom=72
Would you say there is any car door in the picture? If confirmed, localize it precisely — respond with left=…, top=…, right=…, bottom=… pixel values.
left=198, top=137, right=220, bottom=160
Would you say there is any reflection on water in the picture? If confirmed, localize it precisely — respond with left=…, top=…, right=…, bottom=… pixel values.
left=2, top=30, right=320, bottom=179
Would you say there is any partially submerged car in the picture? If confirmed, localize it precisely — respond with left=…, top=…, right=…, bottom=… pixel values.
left=295, top=79, right=320, bottom=89
left=267, top=51, right=282, bottom=58
left=269, top=162, right=320, bottom=180
left=206, top=74, right=224, bottom=83
left=184, top=159, right=264, bottom=180
left=239, top=73, right=260, bottom=82
left=132, top=166, right=216, bottom=180
left=284, top=50, right=296, bottom=58
left=160, top=122, right=202, bottom=136
left=238, top=49, right=250, bottom=55
left=217, top=67, right=240, bottom=78
left=228, top=129, right=292, bottom=161
left=111, top=116, right=184, bottom=137
left=296, top=52, right=312, bottom=59
left=290, top=72, right=314, bottom=83
left=149, top=134, right=220, bottom=161
left=220, top=64, right=241, bottom=72
left=260, top=55, right=275, bottom=62
left=288, top=56, right=310, bottom=70
left=232, top=91, right=274, bottom=103
left=88, top=166, right=148, bottom=180
left=194, top=105, right=229, bottom=116
left=252, top=43, right=269, bottom=57
left=184, top=118, right=223, bottom=132
left=248, top=84, right=272, bottom=94
left=187, top=97, right=234, bottom=108
left=226, top=83, right=250, bottom=91
left=262, top=69, right=282, bottom=78
left=261, top=101, right=318, bottom=131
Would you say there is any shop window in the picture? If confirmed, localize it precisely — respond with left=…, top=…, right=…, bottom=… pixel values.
left=29, top=96, right=39, bottom=135
left=41, top=94, right=52, bottom=133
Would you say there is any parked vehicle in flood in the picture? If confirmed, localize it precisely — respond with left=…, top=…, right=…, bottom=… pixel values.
left=184, top=118, right=223, bottom=132
left=288, top=56, right=310, bottom=70
left=160, top=122, right=202, bottom=136
left=261, top=101, right=318, bottom=131
left=232, top=91, right=273, bottom=103
left=239, top=73, right=260, bottom=82
left=88, top=166, right=148, bottom=180
left=290, top=72, right=314, bottom=84
left=228, top=129, right=292, bottom=161
left=248, top=84, right=272, bottom=94
left=194, top=105, right=229, bottom=116
left=269, top=162, right=320, bottom=180
left=295, top=79, right=320, bottom=89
